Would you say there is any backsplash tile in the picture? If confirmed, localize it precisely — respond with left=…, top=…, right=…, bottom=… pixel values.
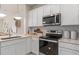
left=28, top=25, right=79, bottom=38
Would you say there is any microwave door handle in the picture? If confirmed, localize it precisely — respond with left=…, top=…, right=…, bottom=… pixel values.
left=59, top=14, right=61, bottom=24
left=55, top=15, right=56, bottom=24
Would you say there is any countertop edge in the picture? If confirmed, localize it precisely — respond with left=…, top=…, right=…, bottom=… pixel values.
left=59, top=38, right=79, bottom=45
left=0, top=36, right=31, bottom=42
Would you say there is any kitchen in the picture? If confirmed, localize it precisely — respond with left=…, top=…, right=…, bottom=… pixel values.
left=0, top=4, right=79, bottom=55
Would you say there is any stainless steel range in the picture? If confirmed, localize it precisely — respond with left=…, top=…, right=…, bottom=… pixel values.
left=39, top=32, right=62, bottom=55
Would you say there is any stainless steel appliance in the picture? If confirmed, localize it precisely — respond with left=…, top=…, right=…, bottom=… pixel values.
left=39, top=33, right=62, bottom=55
left=43, top=13, right=61, bottom=26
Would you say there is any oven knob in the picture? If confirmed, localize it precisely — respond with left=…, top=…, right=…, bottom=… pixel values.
left=43, top=22, right=46, bottom=23
left=48, top=47, right=51, bottom=50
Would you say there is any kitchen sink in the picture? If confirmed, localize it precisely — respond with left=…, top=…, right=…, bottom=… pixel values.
left=1, top=36, right=22, bottom=40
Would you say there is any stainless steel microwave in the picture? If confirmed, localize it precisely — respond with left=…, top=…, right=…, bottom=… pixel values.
left=43, top=13, right=61, bottom=26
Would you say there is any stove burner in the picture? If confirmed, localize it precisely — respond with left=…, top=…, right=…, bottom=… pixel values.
left=39, top=33, right=62, bottom=41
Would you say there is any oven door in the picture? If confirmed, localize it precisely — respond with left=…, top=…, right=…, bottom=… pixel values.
left=39, top=40, right=58, bottom=55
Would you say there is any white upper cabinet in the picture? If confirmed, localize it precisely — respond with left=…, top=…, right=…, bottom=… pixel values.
left=28, top=11, right=33, bottom=27
left=37, top=7, right=43, bottom=26
left=28, top=4, right=79, bottom=27
left=50, top=4, right=60, bottom=14
left=43, top=5, right=51, bottom=16
left=28, top=9, right=38, bottom=27
left=43, top=4, right=60, bottom=16
left=28, top=6, right=43, bottom=27
left=61, top=4, right=79, bottom=25
left=28, top=4, right=61, bottom=27
left=32, top=9, right=38, bottom=26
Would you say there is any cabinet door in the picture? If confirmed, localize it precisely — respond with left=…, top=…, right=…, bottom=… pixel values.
left=61, top=4, right=79, bottom=25
left=28, top=11, right=33, bottom=27
left=32, top=9, right=38, bottom=26
left=59, top=41, right=79, bottom=51
left=15, top=39, right=27, bottom=55
left=26, top=37, right=32, bottom=54
left=37, top=7, right=43, bottom=26
left=32, top=37, right=39, bottom=55
left=43, top=5, right=51, bottom=16
left=1, top=38, right=28, bottom=55
left=59, top=49, right=75, bottom=55
left=59, top=47, right=79, bottom=55
left=50, top=4, right=60, bottom=14
left=1, top=45, right=15, bottom=55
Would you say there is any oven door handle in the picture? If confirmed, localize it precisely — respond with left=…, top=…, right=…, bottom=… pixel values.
left=40, top=39, right=58, bottom=43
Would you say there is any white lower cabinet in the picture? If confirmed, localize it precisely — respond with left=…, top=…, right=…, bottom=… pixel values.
left=15, top=39, right=27, bottom=55
left=31, top=37, right=39, bottom=55
left=59, top=47, right=79, bottom=55
left=59, top=41, right=79, bottom=55
left=0, top=38, right=29, bottom=55
left=1, top=45, right=15, bottom=55
left=26, top=37, right=31, bottom=54
left=0, top=37, right=39, bottom=55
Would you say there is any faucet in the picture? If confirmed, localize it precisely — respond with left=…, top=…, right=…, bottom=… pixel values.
left=7, top=28, right=13, bottom=37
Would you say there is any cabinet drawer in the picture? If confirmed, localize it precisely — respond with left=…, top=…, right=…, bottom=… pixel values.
left=59, top=42, right=79, bottom=51
left=59, top=49, right=77, bottom=55
left=1, top=38, right=26, bottom=47
left=59, top=47, right=79, bottom=55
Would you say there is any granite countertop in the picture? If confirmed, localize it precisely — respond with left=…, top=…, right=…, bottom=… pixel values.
left=1, top=34, right=79, bottom=44
left=0, top=34, right=42, bottom=42
left=0, top=34, right=30, bottom=42
left=59, top=38, right=79, bottom=45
